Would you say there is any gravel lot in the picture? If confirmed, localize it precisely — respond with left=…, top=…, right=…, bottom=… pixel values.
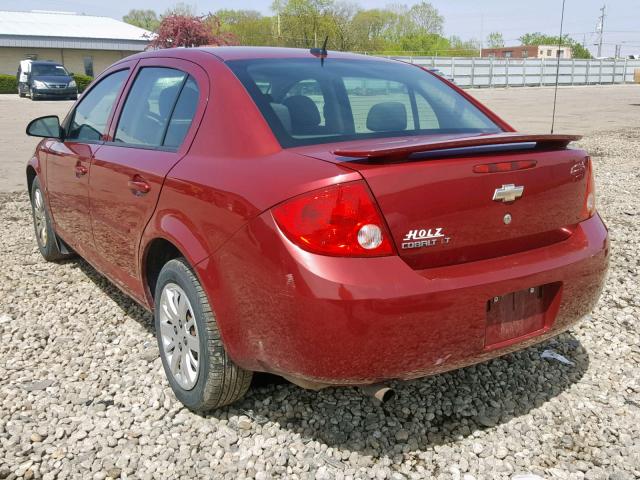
left=0, top=99, right=639, bottom=478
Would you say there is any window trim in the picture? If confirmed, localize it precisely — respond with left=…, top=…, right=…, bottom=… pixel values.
left=100, top=141, right=179, bottom=153
left=159, top=75, right=189, bottom=147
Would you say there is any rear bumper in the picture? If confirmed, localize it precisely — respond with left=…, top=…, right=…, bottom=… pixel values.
left=198, top=213, right=609, bottom=385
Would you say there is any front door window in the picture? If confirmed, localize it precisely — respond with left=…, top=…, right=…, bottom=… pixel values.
left=66, top=69, right=128, bottom=142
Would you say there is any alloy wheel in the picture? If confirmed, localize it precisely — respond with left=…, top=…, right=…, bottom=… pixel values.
left=33, top=188, right=48, bottom=247
left=159, top=283, right=200, bottom=390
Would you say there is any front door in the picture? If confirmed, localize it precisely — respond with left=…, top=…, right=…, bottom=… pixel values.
left=88, top=59, right=207, bottom=300
left=46, top=67, right=131, bottom=257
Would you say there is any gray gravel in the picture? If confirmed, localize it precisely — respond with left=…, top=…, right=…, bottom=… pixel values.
left=0, top=129, right=639, bottom=479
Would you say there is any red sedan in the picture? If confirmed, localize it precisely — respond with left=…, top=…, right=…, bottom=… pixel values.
left=25, top=47, right=608, bottom=411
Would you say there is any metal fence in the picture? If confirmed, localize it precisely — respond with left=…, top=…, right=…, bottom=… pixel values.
left=387, top=56, right=640, bottom=89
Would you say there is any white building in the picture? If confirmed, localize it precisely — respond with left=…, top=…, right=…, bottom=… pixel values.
left=0, top=10, right=151, bottom=77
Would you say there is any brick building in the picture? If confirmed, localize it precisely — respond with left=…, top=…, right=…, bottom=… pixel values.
left=482, top=45, right=573, bottom=59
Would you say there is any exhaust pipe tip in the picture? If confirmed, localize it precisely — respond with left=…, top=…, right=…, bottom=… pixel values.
left=360, top=384, right=396, bottom=403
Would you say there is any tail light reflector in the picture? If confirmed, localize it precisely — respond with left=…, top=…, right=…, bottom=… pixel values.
left=582, top=156, right=597, bottom=219
left=272, top=181, right=394, bottom=257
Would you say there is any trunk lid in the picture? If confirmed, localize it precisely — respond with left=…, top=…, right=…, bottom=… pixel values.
left=295, top=133, right=589, bottom=269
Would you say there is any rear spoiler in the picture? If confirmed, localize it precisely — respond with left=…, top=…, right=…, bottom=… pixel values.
left=333, top=134, right=582, bottom=159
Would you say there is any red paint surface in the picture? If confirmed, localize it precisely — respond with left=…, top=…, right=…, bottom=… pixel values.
left=29, top=47, right=609, bottom=385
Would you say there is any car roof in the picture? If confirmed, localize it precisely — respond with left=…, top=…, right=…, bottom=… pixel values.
left=31, top=60, right=64, bottom=66
left=201, top=46, right=391, bottom=62
left=127, top=46, right=397, bottom=64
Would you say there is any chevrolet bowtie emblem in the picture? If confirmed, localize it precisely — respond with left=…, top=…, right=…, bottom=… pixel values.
left=493, top=184, right=524, bottom=203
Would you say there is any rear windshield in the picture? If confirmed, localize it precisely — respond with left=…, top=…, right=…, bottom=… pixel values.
left=227, top=58, right=501, bottom=148
left=31, top=64, right=69, bottom=77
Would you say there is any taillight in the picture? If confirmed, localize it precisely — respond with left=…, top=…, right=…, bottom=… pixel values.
left=272, top=181, right=394, bottom=257
left=582, top=156, right=597, bottom=219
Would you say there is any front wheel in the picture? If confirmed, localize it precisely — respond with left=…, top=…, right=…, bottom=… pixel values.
left=154, top=258, right=252, bottom=411
left=30, top=177, right=71, bottom=261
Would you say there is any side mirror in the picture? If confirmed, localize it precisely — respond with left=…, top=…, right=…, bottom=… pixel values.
left=26, top=115, right=63, bottom=139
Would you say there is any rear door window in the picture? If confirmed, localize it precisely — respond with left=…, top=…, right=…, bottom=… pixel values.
left=66, top=69, right=128, bottom=142
left=114, top=67, right=199, bottom=149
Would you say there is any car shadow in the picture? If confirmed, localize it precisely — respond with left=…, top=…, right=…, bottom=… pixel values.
left=72, top=257, right=589, bottom=456
left=238, top=333, right=588, bottom=455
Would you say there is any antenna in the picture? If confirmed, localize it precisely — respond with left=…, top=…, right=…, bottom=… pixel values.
left=550, top=0, right=566, bottom=134
left=310, top=36, right=329, bottom=67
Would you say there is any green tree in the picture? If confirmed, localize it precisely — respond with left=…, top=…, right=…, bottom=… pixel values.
left=217, top=10, right=273, bottom=45
left=398, top=33, right=449, bottom=55
left=327, top=1, right=359, bottom=51
left=123, top=9, right=160, bottom=32
left=144, top=0, right=490, bottom=56
left=448, top=35, right=479, bottom=56
left=274, top=0, right=333, bottom=48
left=408, top=2, right=444, bottom=35
left=349, top=9, right=392, bottom=52
left=519, top=32, right=592, bottom=59
left=164, top=2, right=197, bottom=17
left=487, top=31, right=504, bottom=48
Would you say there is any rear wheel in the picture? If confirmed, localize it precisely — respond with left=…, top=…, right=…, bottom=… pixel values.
left=154, top=258, right=252, bottom=411
left=30, top=177, right=71, bottom=262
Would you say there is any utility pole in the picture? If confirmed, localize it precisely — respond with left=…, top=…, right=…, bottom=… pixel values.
left=596, top=5, right=606, bottom=57
left=614, top=44, right=621, bottom=58
left=479, top=14, right=484, bottom=57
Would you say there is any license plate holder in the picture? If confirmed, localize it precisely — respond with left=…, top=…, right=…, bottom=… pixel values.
left=485, top=283, right=560, bottom=348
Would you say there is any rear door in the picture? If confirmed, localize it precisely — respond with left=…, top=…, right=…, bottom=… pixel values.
left=46, top=65, right=132, bottom=257
left=88, top=58, right=207, bottom=300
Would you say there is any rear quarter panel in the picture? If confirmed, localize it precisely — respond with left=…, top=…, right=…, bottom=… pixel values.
left=140, top=55, right=360, bottom=305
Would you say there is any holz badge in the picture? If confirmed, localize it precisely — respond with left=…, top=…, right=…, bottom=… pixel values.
left=401, top=228, right=451, bottom=249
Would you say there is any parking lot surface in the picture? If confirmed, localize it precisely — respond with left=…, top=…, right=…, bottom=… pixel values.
left=0, top=86, right=639, bottom=479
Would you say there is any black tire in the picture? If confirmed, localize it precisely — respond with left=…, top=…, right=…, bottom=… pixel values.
left=30, top=177, right=71, bottom=262
left=19, top=89, right=26, bottom=98
left=154, top=258, right=252, bottom=411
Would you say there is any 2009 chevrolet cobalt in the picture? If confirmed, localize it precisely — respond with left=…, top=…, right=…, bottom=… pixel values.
left=25, top=47, right=608, bottom=411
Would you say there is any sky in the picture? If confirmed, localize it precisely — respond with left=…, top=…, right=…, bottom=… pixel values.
left=1, top=0, right=639, bottom=57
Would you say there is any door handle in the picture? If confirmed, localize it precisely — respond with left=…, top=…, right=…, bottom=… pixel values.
left=128, top=176, right=151, bottom=195
left=74, top=164, right=88, bottom=177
